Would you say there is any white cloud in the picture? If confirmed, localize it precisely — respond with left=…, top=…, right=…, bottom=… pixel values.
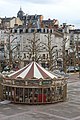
left=18, top=0, right=63, bottom=4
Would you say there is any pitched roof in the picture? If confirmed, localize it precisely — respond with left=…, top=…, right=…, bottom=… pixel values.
left=8, top=62, right=57, bottom=79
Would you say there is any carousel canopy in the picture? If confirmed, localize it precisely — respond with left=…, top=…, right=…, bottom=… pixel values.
left=0, top=72, right=4, bottom=78
left=8, top=62, right=58, bottom=79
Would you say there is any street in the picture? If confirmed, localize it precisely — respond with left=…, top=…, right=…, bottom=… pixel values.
left=0, top=73, right=80, bottom=120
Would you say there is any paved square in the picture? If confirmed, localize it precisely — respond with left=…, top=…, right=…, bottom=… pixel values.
left=0, top=73, right=80, bottom=120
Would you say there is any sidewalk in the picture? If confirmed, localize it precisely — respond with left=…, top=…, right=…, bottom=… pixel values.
left=68, top=72, right=80, bottom=83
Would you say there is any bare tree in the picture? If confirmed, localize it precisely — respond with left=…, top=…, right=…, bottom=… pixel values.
left=26, top=31, right=41, bottom=62
left=75, top=34, right=80, bottom=78
left=41, top=33, right=57, bottom=71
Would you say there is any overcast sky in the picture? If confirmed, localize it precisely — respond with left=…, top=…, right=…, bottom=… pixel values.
left=0, top=0, right=80, bottom=28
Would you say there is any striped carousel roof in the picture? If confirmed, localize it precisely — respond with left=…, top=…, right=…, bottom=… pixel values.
left=8, top=62, right=58, bottom=79
left=0, top=72, right=4, bottom=77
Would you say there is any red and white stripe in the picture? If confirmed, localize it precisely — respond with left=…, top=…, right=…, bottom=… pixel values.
left=8, top=62, right=57, bottom=79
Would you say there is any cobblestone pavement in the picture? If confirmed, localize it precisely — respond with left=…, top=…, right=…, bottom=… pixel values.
left=0, top=73, right=80, bottom=120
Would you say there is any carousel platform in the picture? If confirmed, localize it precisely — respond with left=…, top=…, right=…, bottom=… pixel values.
left=1, top=62, right=67, bottom=104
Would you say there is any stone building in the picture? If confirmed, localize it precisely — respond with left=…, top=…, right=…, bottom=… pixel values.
left=10, top=27, right=63, bottom=68
left=0, top=27, right=63, bottom=70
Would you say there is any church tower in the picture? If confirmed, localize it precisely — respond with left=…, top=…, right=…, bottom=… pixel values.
left=17, top=7, right=24, bottom=20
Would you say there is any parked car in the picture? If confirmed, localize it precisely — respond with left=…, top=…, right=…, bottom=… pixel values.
left=75, top=66, right=80, bottom=72
left=2, top=66, right=10, bottom=72
left=0, top=100, right=11, bottom=105
left=67, top=66, right=79, bottom=72
left=53, top=70, right=69, bottom=78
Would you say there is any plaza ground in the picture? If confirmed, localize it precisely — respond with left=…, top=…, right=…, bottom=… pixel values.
left=0, top=73, right=80, bottom=120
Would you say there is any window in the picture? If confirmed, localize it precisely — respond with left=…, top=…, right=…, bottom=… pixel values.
left=47, top=54, right=48, bottom=58
left=24, top=53, right=26, bottom=58
left=43, top=54, right=45, bottom=59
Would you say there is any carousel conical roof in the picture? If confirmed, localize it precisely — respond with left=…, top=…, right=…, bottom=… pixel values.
left=8, top=62, right=58, bottom=79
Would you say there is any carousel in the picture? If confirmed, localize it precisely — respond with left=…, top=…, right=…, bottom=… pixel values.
left=1, top=62, right=67, bottom=104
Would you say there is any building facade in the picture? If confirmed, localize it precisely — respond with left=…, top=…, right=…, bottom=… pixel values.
left=0, top=27, right=63, bottom=70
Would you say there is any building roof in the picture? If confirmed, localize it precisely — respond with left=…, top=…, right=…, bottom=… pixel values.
left=8, top=62, right=58, bottom=79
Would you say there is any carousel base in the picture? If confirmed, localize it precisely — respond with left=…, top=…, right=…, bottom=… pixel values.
left=2, top=99, right=65, bottom=105
left=2, top=83, right=67, bottom=105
